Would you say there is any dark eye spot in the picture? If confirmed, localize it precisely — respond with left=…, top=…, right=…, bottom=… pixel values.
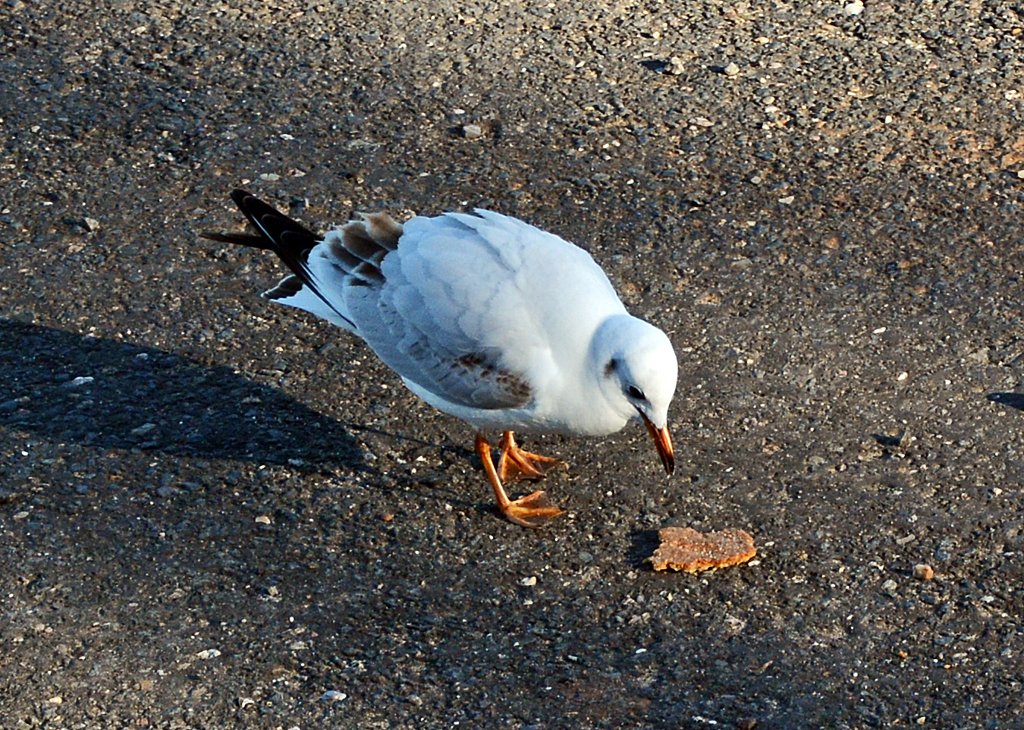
left=605, top=358, right=619, bottom=377
left=627, top=385, right=645, bottom=400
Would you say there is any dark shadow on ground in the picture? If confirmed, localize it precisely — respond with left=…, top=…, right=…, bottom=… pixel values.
left=627, top=528, right=661, bottom=569
left=987, top=392, right=1024, bottom=411
left=0, top=319, right=362, bottom=469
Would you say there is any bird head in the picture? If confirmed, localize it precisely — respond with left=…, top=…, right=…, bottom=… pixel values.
left=592, top=315, right=678, bottom=474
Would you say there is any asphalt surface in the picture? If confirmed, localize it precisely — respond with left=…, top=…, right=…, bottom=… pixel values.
left=2, top=1, right=1024, bottom=728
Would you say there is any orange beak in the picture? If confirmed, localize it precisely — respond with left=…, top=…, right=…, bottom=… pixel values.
left=640, top=412, right=675, bottom=475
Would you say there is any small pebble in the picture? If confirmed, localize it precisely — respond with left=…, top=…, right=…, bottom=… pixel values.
left=520, top=576, right=537, bottom=586
left=724, top=62, right=740, bottom=76
left=196, top=648, right=221, bottom=659
left=320, top=690, right=347, bottom=703
left=463, top=124, right=483, bottom=140
left=259, top=173, right=280, bottom=181
left=844, top=0, right=865, bottom=15
left=668, top=56, right=685, bottom=75
left=83, top=217, right=100, bottom=232
left=737, top=719, right=757, bottom=730
left=913, top=564, right=935, bottom=581
left=255, top=515, right=272, bottom=524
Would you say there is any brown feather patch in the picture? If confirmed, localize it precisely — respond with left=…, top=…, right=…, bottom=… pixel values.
left=327, top=236, right=366, bottom=271
left=342, top=223, right=387, bottom=265
left=332, top=212, right=403, bottom=285
left=358, top=212, right=403, bottom=250
left=452, top=354, right=532, bottom=405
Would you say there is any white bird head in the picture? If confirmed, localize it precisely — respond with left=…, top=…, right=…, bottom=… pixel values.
left=591, top=315, right=678, bottom=473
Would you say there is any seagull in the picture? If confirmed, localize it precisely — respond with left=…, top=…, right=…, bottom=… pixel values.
left=202, top=190, right=678, bottom=527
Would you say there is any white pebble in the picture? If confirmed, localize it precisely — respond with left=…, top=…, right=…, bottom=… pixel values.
left=196, top=648, right=221, bottom=659
left=844, top=0, right=864, bottom=15
left=520, top=576, right=537, bottom=586
left=320, top=690, right=347, bottom=703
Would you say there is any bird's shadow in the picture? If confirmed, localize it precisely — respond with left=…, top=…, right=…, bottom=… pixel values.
left=988, top=392, right=1024, bottom=411
left=627, top=528, right=661, bottom=570
left=0, top=319, right=363, bottom=469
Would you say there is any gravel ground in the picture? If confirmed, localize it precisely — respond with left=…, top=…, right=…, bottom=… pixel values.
left=3, top=1, right=1024, bottom=728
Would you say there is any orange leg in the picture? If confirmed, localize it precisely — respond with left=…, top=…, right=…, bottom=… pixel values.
left=476, top=432, right=565, bottom=528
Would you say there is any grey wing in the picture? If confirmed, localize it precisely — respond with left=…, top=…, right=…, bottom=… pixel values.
left=344, top=281, right=533, bottom=410
left=340, top=211, right=561, bottom=411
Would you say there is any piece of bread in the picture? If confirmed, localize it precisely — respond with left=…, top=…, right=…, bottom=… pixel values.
left=649, top=526, right=756, bottom=572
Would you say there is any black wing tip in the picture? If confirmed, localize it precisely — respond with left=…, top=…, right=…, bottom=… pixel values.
left=230, top=189, right=254, bottom=206
left=199, top=230, right=271, bottom=247
left=214, top=188, right=355, bottom=329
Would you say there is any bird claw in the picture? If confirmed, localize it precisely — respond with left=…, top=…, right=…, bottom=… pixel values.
left=476, top=432, right=567, bottom=528
left=500, top=490, right=566, bottom=528
left=497, top=432, right=565, bottom=482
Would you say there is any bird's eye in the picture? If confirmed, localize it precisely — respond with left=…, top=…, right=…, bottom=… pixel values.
left=605, top=358, right=619, bottom=377
left=627, top=385, right=645, bottom=400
